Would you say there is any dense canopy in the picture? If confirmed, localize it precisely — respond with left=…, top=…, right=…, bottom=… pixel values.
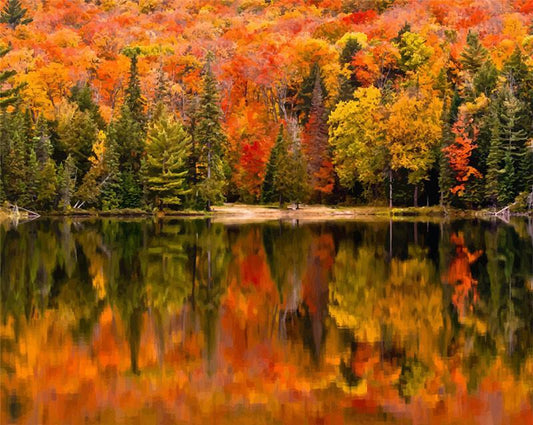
left=0, top=0, right=532, bottom=210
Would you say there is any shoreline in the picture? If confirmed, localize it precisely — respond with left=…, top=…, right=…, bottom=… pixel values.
left=2, top=204, right=531, bottom=222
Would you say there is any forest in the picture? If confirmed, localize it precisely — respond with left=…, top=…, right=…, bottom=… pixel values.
left=0, top=0, right=532, bottom=212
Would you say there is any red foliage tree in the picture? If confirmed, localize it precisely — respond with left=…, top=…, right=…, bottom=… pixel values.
left=443, top=114, right=482, bottom=196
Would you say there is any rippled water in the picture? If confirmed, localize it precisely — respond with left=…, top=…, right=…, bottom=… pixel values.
left=1, top=217, right=532, bottom=424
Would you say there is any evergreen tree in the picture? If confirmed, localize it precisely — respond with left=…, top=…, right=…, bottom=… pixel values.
left=274, top=128, right=309, bottom=207
left=438, top=98, right=455, bottom=206
left=58, top=109, right=98, bottom=178
left=0, top=0, right=32, bottom=29
left=69, top=83, right=106, bottom=129
left=33, top=116, right=53, bottom=165
left=473, top=60, right=498, bottom=96
left=21, top=148, right=38, bottom=205
left=499, top=149, right=516, bottom=205
left=153, top=63, right=172, bottom=110
left=3, top=109, right=31, bottom=204
left=303, top=69, right=333, bottom=202
left=0, top=45, right=24, bottom=108
left=500, top=89, right=527, bottom=202
left=298, top=63, right=327, bottom=123
left=106, top=53, right=147, bottom=208
left=142, top=105, right=191, bottom=209
left=58, top=154, right=77, bottom=210
left=460, top=32, right=488, bottom=75
left=100, top=134, right=121, bottom=210
left=485, top=105, right=504, bottom=205
left=193, top=58, right=227, bottom=211
left=35, top=158, right=57, bottom=210
left=261, top=125, right=284, bottom=203
left=124, top=51, right=146, bottom=125
left=338, top=37, right=362, bottom=101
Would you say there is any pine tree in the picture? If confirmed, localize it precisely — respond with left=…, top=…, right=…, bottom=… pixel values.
left=142, top=105, right=191, bottom=209
left=0, top=46, right=24, bottom=108
left=338, top=37, right=362, bottom=101
left=303, top=69, right=333, bottom=202
left=261, top=125, right=284, bottom=203
left=485, top=105, right=504, bottom=206
left=154, top=63, right=172, bottom=109
left=499, top=149, right=516, bottom=205
left=105, top=52, right=147, bottom=208
left=500, top=89, right=527, bottom=202
left=194, top=57, right=227, bottom=211
left=274, top=127, right=309, bottom=207
left=124, top=51, right=146, bottom=125
left=460, top=32, right=488, bottom=75
left=69, top=83, right=106, bottom=129
left=58, top=109, right=98, bottom=178
left=34, top=116, right=53, bottom=164
left=298, top=63, right=327, bottom=123
left=21, top=148, right=38, bottom=206
left=0, top=0, right=32, bottom=29
left=438, top=98, right=455, bottom=206
left=58, top=154, right=77, bottom=210
left=473, top=60, right=498, bottom=96
left=100, top=134, right=121, bottom=210
left=36, top=158, right=57, bottom=210
left=3, top=109, right=31, bottom=204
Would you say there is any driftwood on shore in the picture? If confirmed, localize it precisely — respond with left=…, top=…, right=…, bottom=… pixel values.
left=2, top=203, right=40, bottom=219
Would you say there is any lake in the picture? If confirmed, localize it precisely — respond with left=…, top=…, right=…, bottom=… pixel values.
left=1, top=217, right=532, bottom=424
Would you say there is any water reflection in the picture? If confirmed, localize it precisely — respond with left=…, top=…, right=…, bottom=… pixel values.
left=1, top=218, right=532, bottom=424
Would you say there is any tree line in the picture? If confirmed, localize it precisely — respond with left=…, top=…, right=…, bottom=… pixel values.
left=0, top=1, right=532, bottom=211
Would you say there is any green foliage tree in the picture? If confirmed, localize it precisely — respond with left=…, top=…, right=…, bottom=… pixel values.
left=338, top=36, right=362, bottom=101
left=2, top=109, right=32, bottom=205
left=58, top=154, right=77, bottom=210
left=69, top=83, right=106, bottom=129
left=142, top=105, right=191, bottom=209
left=485, top=105, right=504, bottom=205
left=438, top=97, right=456, bottom=206
left=0, top=46, right=25, bottom=108
left=328, top=87, right=388, bottom=195
left=0, top=0, right=32, bottom=29
left=499, top=90, right=528, bottom=204
left=460, top=32, right=488, bottom=75
left=274, top=128, right=309, bottom=207
left=100, top=134, right=122, bottom=210
left=105, top=54, right=146, bottom=209
left=58, top=108, right=99, bottom=178
left=193, top=59, right=227, bottom=211
left=396, top=32, right=433, bottom=73
left=261, top=125, right=284, bottom=204
left=298, top=63, right=327, bottom=123
left=124, top=51, right=146, bottom=126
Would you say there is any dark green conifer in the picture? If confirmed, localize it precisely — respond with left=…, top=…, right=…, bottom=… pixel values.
left=0, top=0, right=32, bottom=29
left=460, top=31, right=488, bottom=74
left=261, top=125, right=284, bottom=203
left=193, top=57, right=227, bottom=211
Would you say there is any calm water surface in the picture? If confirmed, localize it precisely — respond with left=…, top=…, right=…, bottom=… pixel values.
left=1, top=218, right=533, bottom=424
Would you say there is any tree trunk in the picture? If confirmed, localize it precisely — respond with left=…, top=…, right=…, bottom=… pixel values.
left=389, top=169, right=393, bottom=209
left=414, top=185, right=418, bottom=207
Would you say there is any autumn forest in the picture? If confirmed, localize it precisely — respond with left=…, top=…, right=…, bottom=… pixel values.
left=1, top=0, right=532, bottom=212
left=2, top=1, right=533, bottom=423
